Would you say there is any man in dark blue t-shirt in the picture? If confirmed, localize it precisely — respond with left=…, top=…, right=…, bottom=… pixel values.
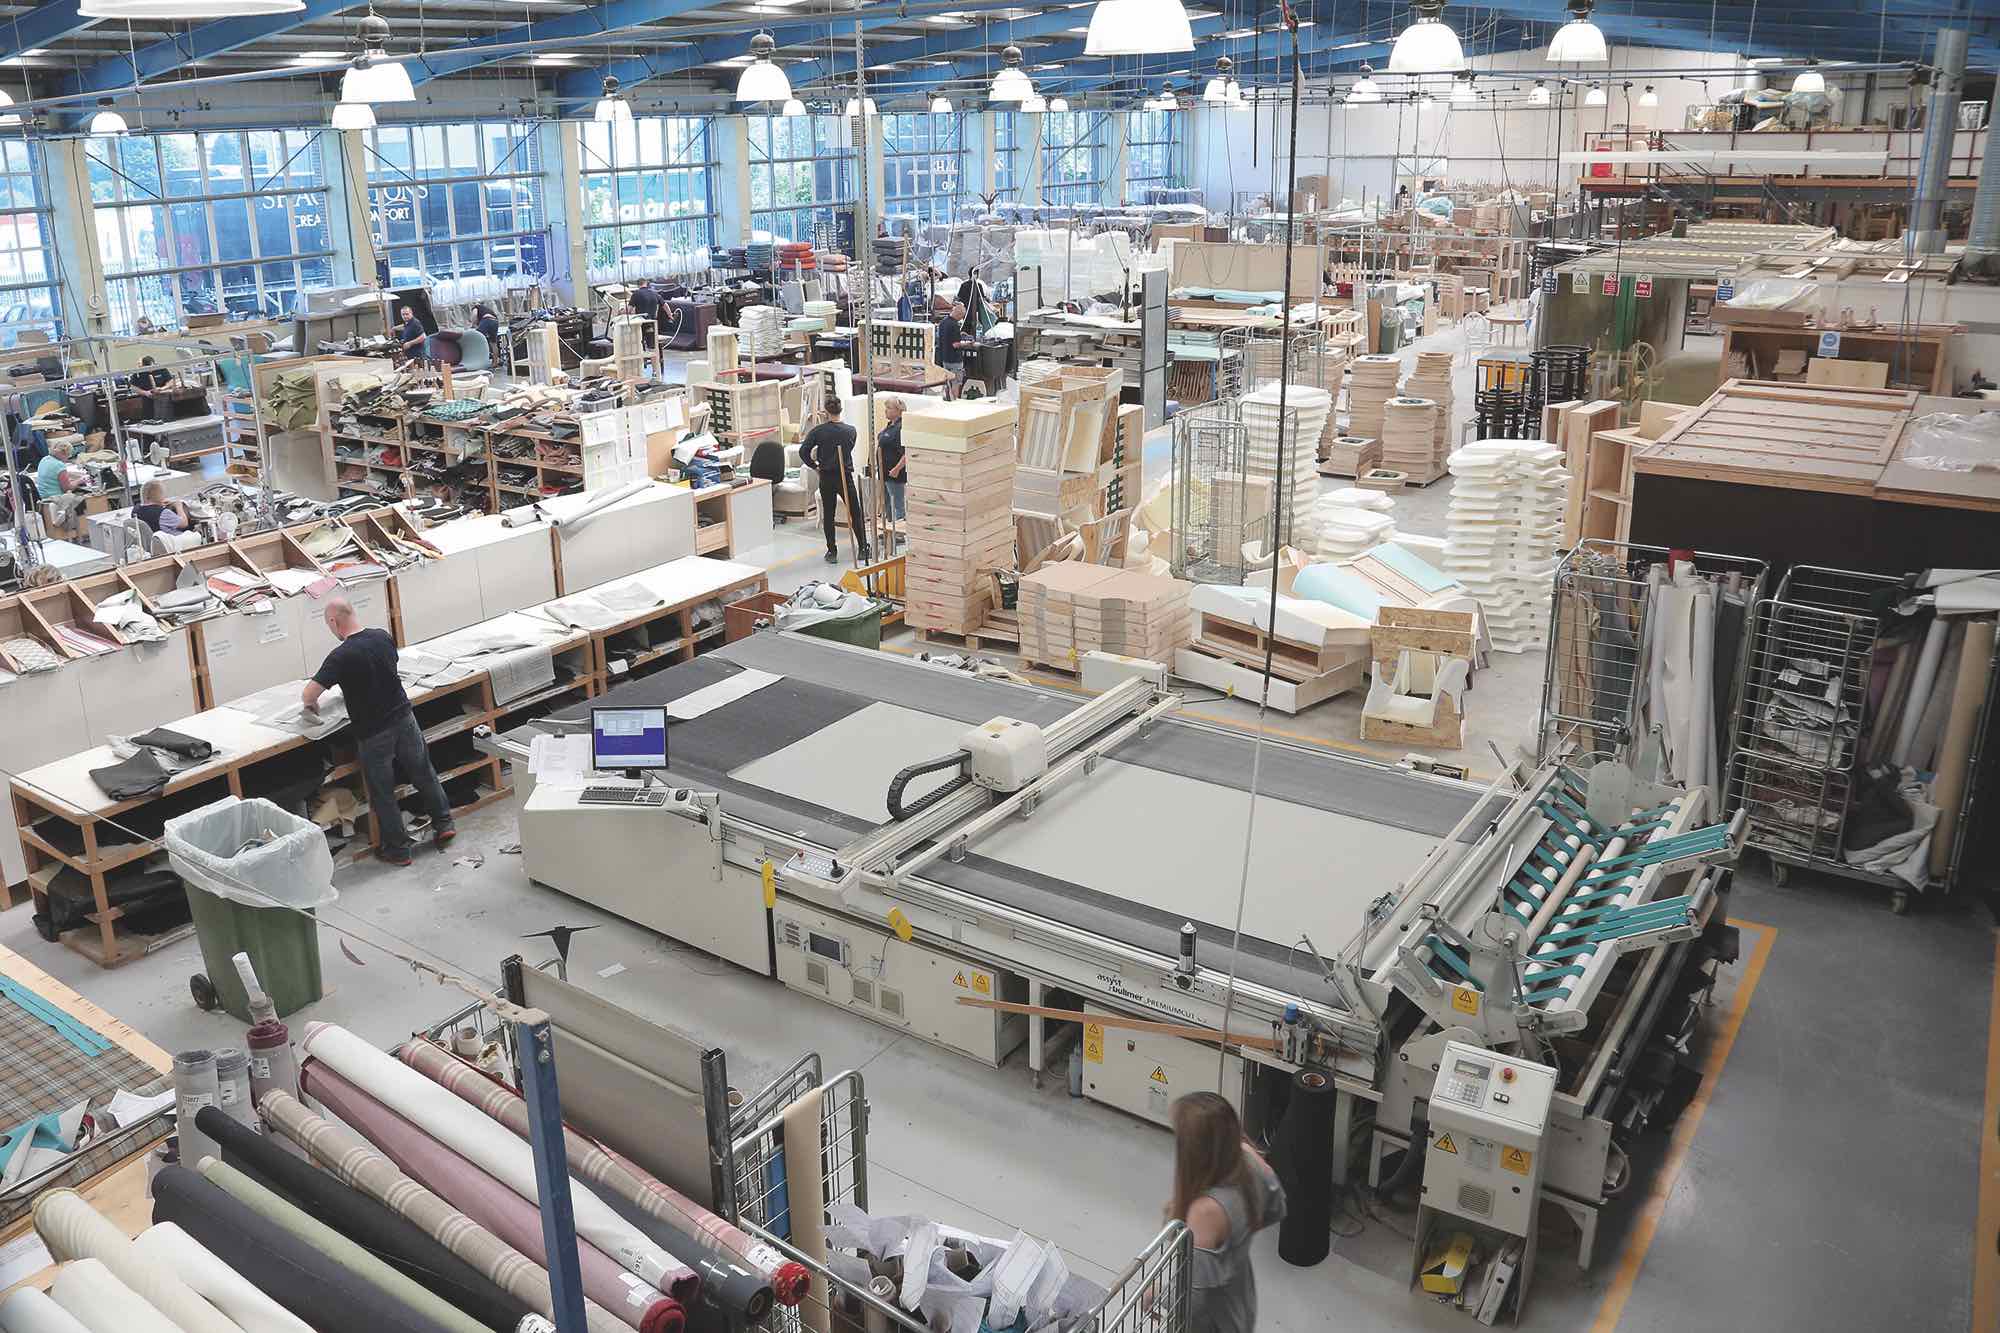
left=935, top=302, right=971, bottom=397
left=397, top=304, right=427, bottom=363
left=303, top=595, right=454, bottom=866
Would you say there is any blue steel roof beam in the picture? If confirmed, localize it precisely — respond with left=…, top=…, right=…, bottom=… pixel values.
left=936, top=22, right=1387, bottom=98
left=550, top=11, right=931, bottom=104
left=0, top=2, right=92, bottom=63
left=409, top=0, right=722, bottom=86
left=1470, top=0, right=1993, bottom=62
left=773, top=5, right=1115, bottom=91
left=60, top=0, right=367, bottom=95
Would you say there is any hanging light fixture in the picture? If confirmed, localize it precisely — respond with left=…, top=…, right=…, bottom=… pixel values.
left=1225, top=78, right=1244, bottom=104
left=1450, top=74, right=1475, bottom=103
left=80, top=0, right=301, bottom=16
left=1048, top=96, right=1069, bottom=113
left=1020, top=93, right=1047, bottom=112
left=1791, top=59, right=1825, bottom=93
left=1530, top=79, right=1551, bottom=104
left=1388, top=0, right=1464, bottom=74
left=0, top=90, right=16, bottom=129
left=341, top=14, right=415, bottom=104
left=843, top=96, right=878, bottom=116
left=1084, top=0, right=1194, bottom=57
left=782, top=97, right=807, bottom=116
left=1548, top=0, right=1607, bottom=62
left=989, top=45, right=1033, bottom=102
left=735, top=32, right=792, bottom=102
left=929, top=94, right=953, bottom=113
left=1638, top=84, right=1658, bottom=107
left=330, top=100, right=375, bottom=129
left=1348, top=64, right=1383, bottom=104
left=87, top=98, right=127, bottom=135
left=1144, top=82, right=1181, bottom=112
left=1203, top=55, right=1235, bottom=103
left=594, top=75, right=633, bottom=124
left=1584, top=81, right=1606, bottom=106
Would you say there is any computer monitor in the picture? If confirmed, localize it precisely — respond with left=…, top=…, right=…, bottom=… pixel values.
left=590, top=706, right=668, bottom=779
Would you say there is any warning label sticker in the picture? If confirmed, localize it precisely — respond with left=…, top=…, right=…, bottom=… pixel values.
left=1084, top=1023, right=1104, bottom=1063
left=952, top=971, right=968, bottom=988
left=1150, top=1066, right=1169, bottom=1084
left=1451, top=986, right=1481, bottom=1016
left=1501, top=1146, right=1533, bottom=1175
left=972, top=971, right=992, bottom=996
left=1434, top=1132, right=1458, bottom=1155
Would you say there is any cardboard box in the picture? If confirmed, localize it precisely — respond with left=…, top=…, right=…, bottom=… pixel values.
left=1420, top=1231, right=1474, bottom=1296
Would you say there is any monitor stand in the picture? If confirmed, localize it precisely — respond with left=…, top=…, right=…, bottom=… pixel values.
left=623, top=769, right=660, bottom=789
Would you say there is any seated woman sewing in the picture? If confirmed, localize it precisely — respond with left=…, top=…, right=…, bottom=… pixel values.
left=132, top=480, right=190, bottom=534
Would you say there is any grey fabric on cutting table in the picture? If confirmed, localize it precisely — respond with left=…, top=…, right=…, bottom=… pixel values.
left=87, top=747, right=174, bottom=801
left=129, top=727, right=214, bottom=762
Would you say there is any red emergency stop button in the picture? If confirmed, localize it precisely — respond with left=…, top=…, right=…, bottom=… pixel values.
left=1501, top=1067, right=1516, bottom=1082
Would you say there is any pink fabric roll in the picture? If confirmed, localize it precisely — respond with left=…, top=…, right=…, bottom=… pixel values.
left=301, top=1060, right=685, bottom=1333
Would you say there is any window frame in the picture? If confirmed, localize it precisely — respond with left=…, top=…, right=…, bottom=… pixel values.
left=881, top=111, right=964, bottom=227
left=747, top=113, right=858, bottom=244
left=1123, top=108, right=1184, bottom=201
left=581, top=115, right=719, bottom=282
left=1038, top=110, right=1109, bottom=207
left=364, top=120, right=550, bottom=288
left=0, top=135, right=61, bottom=339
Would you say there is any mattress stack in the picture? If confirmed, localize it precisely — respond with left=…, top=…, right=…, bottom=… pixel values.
left=901, top=400, right=1019, bottom=634
left=1404, top=351, right=1455, bottom=456
left=1346, top=355, right=1401, bottom=442
left=1241, top=382, right=1331, bottom=553
left=1443, top=439, right=1568, bottom=652
left=1018, top=563, right=1192, bottom=667
left=1380, top=396, right=1445, bottom=485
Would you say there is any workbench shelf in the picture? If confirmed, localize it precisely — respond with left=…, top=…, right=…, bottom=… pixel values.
left=1716, top=319, right=1957, bottom=395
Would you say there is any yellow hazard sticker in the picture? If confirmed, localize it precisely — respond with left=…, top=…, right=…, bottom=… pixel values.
left=972, top=971, right=992, bottom=996
left=887, top=907, right=913, bottom=942
left=1150, top=1065, right=1169, bottom=1084
left=761, top=861, right=776, bottom=908
left=1501, top=1146, right=1532, bottom=1175
left=1451, top=985, right=1482, bottom=1016
left=1084, top=1022, right=1104, bottom=1063
left=952, top=971, right=968, bottom=989
left=1434, top=1132, right=1458, bottom=1155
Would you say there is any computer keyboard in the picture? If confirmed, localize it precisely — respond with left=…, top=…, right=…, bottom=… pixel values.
left=578, top=786, right=669, bottom=807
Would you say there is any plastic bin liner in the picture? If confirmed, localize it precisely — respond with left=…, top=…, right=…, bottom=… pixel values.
left=165, top=796, right=337, bottom=910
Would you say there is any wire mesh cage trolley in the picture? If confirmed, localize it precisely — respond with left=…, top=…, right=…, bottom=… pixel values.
left=1726, top=564, right=1911, bottom=902
left=729, top=1069, right=1193, bottom=1333
left=1538, top=540, right=1768, bottom=768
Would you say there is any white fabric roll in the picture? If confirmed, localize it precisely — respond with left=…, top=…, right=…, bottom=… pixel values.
left=0, top=1288, right=94, bottom=1333
left=1893, top=617, right=1949, bottom=767
left=48, top=1258, right=188, bottom=1333
left=299, top=1023, right=680, bottom=1291
left=130, top=1225, right=313, bottom=1333
left=33, top=1191, right=242, bottom=1333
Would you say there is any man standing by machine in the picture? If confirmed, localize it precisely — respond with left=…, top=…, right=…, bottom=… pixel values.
left=302, top=595, right=455, bottom=867
left=629, top=279, right=663, bottom=324
left=799, top=398, right=870, bottom=566
left=396, top=304, right=428, bottom=364
left=935, top=301, right=971, bottom=397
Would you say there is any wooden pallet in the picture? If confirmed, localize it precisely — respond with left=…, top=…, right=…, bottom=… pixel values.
left=1634, top=379, right=1916, bottom=496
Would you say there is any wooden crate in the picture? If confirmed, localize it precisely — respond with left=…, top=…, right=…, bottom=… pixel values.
left=1634, top=379, right=1917, bottom=496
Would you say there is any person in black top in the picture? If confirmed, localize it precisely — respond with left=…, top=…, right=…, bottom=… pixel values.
left=629, top=280, right=663, bottom=322
left=302, top=595, right=454, bottom=866
left=132, top=480, right=189, bottom=535
left=798, top=398, right=870, bottom=566
left=130, top=356, right=171, bottom=392
left=474, top=305, right=500, bottom=343
left=935, top=302, right=971, bottom=397
left=876, top=397, right=907, bottom=529
left=397, top=304, right=427, bottom=363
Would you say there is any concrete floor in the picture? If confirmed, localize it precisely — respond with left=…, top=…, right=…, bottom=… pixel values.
left=2, top=317, right=1991, bottom=1331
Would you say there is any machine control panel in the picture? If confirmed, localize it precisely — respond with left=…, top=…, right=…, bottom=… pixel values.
left=1427, top=1042, right=1557, bottom=1141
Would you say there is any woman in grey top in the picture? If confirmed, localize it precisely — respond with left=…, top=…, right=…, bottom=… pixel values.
left=1169, top=1093, right=1287, bottom=1333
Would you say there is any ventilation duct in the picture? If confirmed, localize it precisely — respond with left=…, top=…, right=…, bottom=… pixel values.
left=1908, top=28, right=1966, bottom=258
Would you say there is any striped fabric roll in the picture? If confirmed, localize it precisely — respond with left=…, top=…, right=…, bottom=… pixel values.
left=397, top=1039, right=797, bottom=1314
left=299, top=1062, right=684, bottom=1333
left=257, top=1091, right=629, bottom=1333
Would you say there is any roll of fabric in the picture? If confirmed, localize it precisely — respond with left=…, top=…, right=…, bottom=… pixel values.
left=299, top=1024, right=692, bottom=1297
left=32, top=1189, right=244, bottom=1333
left=47, top=1258, right=185, bottom=1333
left=195, top=1107, right=532, bottom=1333
left=257, top=1091, right=629, bottom=1333
left=150, top=1165, right=459, bottom=1333
left=194, top=1158, right=491, bottom=1333
left=780, top=1087, right=832, bottom=1333
left=398, top=1039, right=793, bottom=1314
left=1273, top=1068, right=1337, bottom=1268
left=129, top=1224, right=313, bottom=1333
left=300, top=1062, right=684, bottom=1333
left=0, top=1288, right=93, bottom=1333
left=1932, top=618, right=1996, bottom=876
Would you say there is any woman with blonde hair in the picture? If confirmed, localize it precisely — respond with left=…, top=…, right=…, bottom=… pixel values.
left=1168, top=1092, right=1286, bottom=1333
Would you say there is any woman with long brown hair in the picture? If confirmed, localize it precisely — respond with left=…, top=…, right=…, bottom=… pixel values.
left=1168, top=1092, right=1286, bottom=1333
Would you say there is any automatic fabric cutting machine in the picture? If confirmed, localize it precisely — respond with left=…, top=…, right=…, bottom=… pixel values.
left=498, top=631, right=1742, bottom=1283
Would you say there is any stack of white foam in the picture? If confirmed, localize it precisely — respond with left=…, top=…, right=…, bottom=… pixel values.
left=1311, top=493, right=1397, bottom=560
left=739, top=304, right=787, bottom=358
left=1242, top=383, right=1331, bottom=552
left=1443, top=439, right=1568, bottom=653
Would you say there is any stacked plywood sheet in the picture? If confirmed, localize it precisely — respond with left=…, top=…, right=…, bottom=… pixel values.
left=1444, top=439, right=1567, bottom=653
left=1405, top=351, right=1455, bottom=455
left=1347, top=355, right=1401, bottom=442
left=1019, top=563, right=1190, bottom=668
left=1381, top=396, right=1445, bottom=485
left=1318, top=434, right=1382, bottom=479
left=902, top=400, right=1019, bottom=633
left=1242, top=383, right=1331, bottom=552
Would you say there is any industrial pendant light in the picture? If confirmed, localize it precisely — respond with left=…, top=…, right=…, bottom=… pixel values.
left=1450, top=74, right=1474, bottom=103
left=843, top=96, right=878, bottom=116
left=1530, top=79, right=1550, bottom=104
left=1143, top=81, right=1179, bottom=112
left=1791, top=59, right=1825, bottom=93
left=1048, top=96, right=1070, bottom=113
left=1020, top=94, right=1047, bottom=112
left=594, top=75, right=633, bottom=124
left=989, top=45, right=1034, bottom=102
left=341, top=14, right=415, bottom=104
left=0, top=90, right=16, bottom=128
left=80, top=0, right=300, bottom=15
left=1638, top=84, right=1658, bottom=107
left=87, top=98, right=127, bottom=135
left=735, top=33, right=791, bottom=102
left=1348, top=64, right=1383, bottom=104
left=929, top=95, right=953, bottom=113
left=1084, top=0, right=1194, bottom=57
left=1547, top=0, right=1607, bottom=63
left=1203, top=55, right=1234, bottom=103
left=781, top=97, right=807, bottom=116
left=330, top=100, right=375, bottom=129
left=1388, top=0, right=1465, bottom=74
left=1584, top=81, right=1606, bottom=106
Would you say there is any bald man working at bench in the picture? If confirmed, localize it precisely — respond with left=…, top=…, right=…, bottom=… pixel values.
left=303, top=596, right=455, bottom=866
